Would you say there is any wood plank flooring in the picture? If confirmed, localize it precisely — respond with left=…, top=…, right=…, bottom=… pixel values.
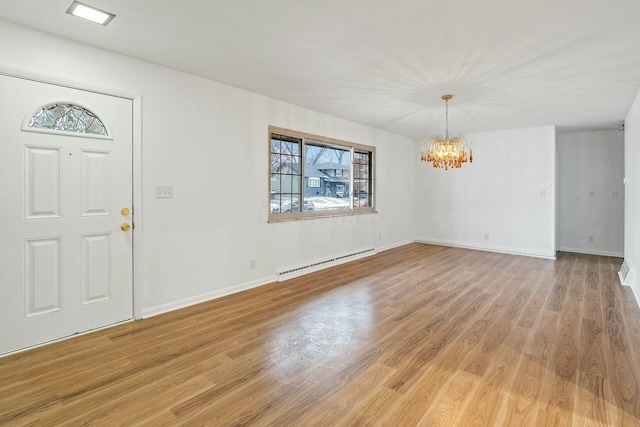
left=1, top=243, right=639, bottom=426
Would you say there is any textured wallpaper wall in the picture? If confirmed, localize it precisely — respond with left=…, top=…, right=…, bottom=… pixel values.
left=415, top=125, right=556, bottom=258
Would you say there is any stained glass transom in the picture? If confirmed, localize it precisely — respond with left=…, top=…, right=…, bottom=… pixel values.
left=27, top=104, right=108, bottom=136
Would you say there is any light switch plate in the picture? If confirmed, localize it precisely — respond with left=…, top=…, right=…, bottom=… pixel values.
left=155, top=186, right=174, bottom=198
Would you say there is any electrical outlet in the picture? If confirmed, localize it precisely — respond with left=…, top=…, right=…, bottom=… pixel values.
left=155, top=186, right=174, bottom=198
left=378, top=233, right=382, bottom=241
left=612, top=191, right=619, bottom=198
left=540, top=190, right=546, bottom=198
left=484, top=234, right=489, bottom=240
left=249, top=258, right=256, bottom=270
left=588, top=236, right=595, bottom=243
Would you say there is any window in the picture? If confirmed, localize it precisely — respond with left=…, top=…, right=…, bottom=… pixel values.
left=270, top=133, right=302, bottom=214
left=25, top=103, right=108, bottom=136
left=269, top=126, right=375, bottom=221
left=353, top=150, right=373, bottom=210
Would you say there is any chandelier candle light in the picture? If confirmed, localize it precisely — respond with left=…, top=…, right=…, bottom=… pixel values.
left=421, top=94, right=472, bottom=170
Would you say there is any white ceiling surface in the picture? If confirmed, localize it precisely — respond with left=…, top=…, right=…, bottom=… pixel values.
left=1, top=0, right=639, bottom=139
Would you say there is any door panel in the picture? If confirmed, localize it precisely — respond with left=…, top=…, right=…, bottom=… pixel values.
left=24, top=145, right=62, bottom=219
left=81, top=149, right=111, bottom=216
left=81, top=232, right=112, bottom=305
left=0, top=74, right=133, bottom=355
left=24, top=237, right=62, bottom=317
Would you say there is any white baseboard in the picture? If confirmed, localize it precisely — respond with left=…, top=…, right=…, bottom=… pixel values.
left=142, top=275, right=277, bottom=318
left=143, top=239, right=581, bottom=319
left=619, top=271, right=633, bottom=287
left=1, top=319, right=134, bottom=359
left=415, top=238, right=556, bottom=260
left=631, top=286, right=640, bottom=308
left=377, top=239, right=414, bottom=253
left=558, top=247, right=624, bottom=258
left=143, top=239, right=415, bottom=317
left=277, top=249, right=377, bottom=282
left=623, top=277, right=640, bottom=308
left=618, top=259, right=639, bottom=307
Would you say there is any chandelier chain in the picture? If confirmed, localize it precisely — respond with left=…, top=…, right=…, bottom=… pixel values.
left=445, top=97, right=449, bottom=140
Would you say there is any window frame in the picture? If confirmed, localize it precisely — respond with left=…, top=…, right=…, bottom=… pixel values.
left=268, top=126, right=376, bottom=222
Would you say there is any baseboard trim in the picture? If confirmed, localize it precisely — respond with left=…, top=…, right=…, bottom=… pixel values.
left=1, top=319, right=134, bottom=359
left=623, top=277, right=640, bottom=308
left=377, top=239, right=414, bottom=253
left=143, top=240, right=415, bottom=317
left=142, top=275, right=277, bottom=319
left=631, top=286, right=640, bottom=308
left=415, top=238, right=556, bottom=260
left=558, top=247, right=624, bottom=258
left=277, top=249, right=378, bottom=282
left=618, top=259, right=639, bottom=307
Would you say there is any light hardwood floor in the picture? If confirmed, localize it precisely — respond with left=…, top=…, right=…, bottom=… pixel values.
left=1, top=243, right=639, bottom=426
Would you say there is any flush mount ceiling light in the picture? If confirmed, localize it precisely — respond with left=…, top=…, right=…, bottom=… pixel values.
left=421, top=94, right=472, bottom=170
left=66, top=1, right=115, bottom=25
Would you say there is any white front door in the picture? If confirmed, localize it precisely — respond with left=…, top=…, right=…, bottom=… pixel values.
left=0, top=75, right=133, bottom=355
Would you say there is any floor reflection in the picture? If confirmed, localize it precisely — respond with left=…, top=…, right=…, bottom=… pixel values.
left=269, top=287, right=374, bottom=372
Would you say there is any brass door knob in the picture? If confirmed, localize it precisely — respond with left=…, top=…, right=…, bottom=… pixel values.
left=121, top=207, right=130, bottom=216
left=121, top=223, right=131, bottom=232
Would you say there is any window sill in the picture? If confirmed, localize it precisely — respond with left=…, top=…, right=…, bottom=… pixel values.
left=268, top=208, right=377, bottom=223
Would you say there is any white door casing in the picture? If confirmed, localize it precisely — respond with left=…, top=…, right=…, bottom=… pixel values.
left=0, top=75, right=133, bottom=355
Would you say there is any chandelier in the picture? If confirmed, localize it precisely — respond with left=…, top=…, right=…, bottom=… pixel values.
left=421, top=94, right=472, bottom=170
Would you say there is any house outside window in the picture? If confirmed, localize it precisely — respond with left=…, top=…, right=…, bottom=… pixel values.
left=269, top=126, right=375, bottom=221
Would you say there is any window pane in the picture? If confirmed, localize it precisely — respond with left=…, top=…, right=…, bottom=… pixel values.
left=292, top=175, right=301, bottom=194
left=353, top=150, right=373, bottom=210
left=353, top=179, right=364, bottom=192
left=271, top=139, right=281, bottom=153
left=304, top=143, right=350, bottom=212
left=354, top=193, right=370, bottom=208
left=270, top=173, right=281, bottom=191
left=281, top=195, right=292, bottom=213
left=281, top=141, right=300, bottom=156
left=281, top=174, right=292, bottom=194
left=271, top=154, right=281, bottom=172
left=27, top=103, right=108, bottom=136
left=290, top=195, right=301, bottom=213
left=270, top=134, right=302, bottom=215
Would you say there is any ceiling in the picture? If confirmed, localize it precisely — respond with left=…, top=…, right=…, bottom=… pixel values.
left=1, top=0, right=639, bottom=139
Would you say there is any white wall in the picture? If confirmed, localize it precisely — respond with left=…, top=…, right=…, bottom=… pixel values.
left=415, top=126, right=556, bottom=258
left=624, top=89, right=640, bottom=302
left=557, top=130, right=624, bottom=257
left=0, top=19, right=415, bottom=316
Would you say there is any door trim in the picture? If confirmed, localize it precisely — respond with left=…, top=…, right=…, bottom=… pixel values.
left=0, top=65, right=144, bottom=320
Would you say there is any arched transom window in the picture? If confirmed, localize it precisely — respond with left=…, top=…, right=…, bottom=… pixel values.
left=26, top=103, right=108, bottom=136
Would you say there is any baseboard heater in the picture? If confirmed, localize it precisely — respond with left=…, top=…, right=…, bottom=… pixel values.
left=277, top=248, right=376, bottom=280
